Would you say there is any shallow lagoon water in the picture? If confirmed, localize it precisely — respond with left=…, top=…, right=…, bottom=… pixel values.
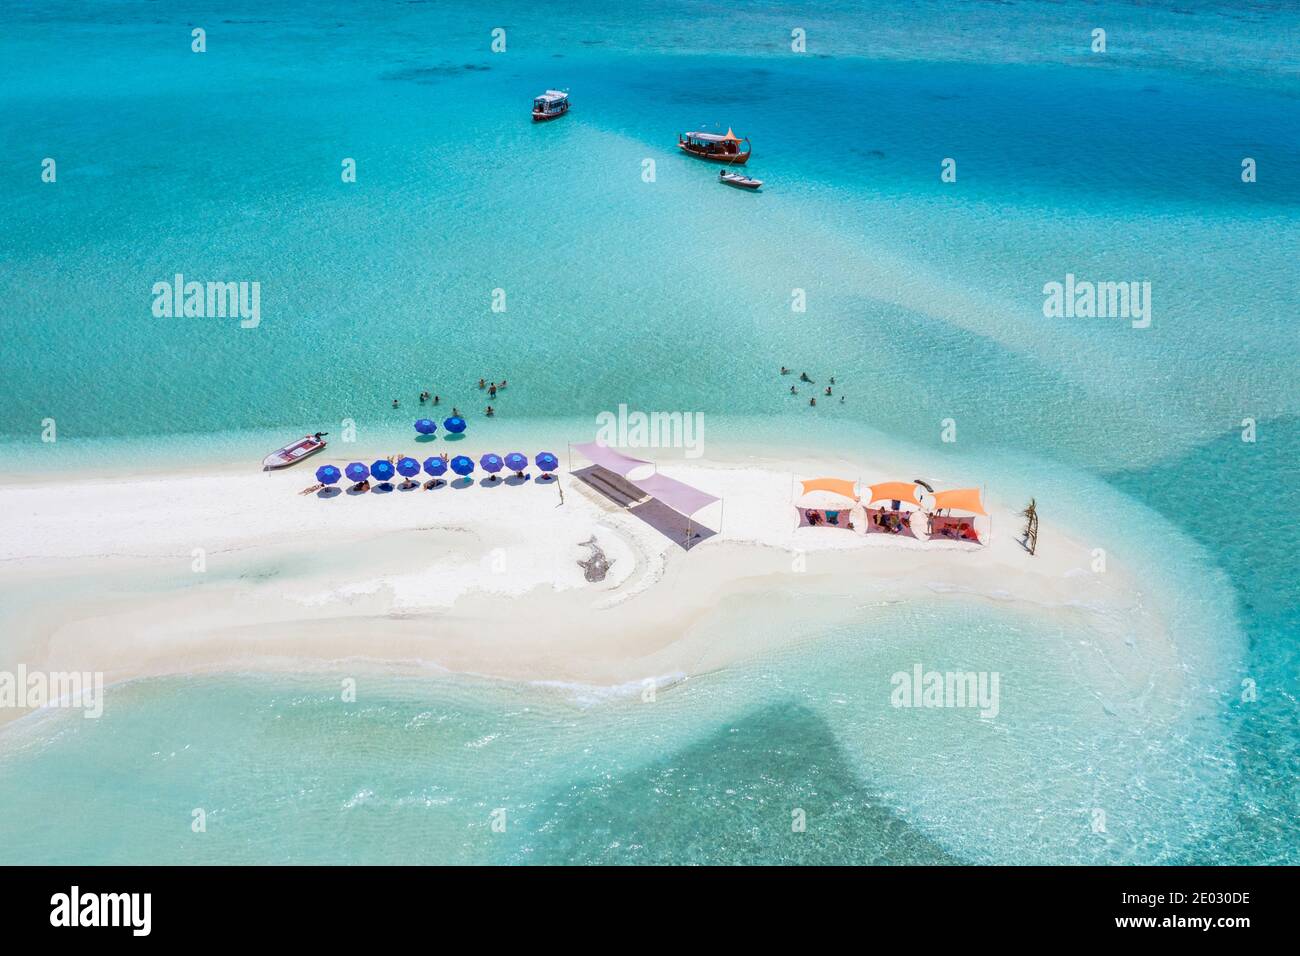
left=0, top=0, right=1296, bottom=863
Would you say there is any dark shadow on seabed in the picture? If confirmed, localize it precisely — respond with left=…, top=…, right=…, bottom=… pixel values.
left=497, top=700, right=959, bottom=864
left=1103, top=415, right=1300, bottom=864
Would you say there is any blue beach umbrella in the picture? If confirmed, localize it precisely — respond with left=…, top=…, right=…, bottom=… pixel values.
left=345, top=462, right=370, bottom=483
left=370, top=459, right=396, bottom=482
left=479, top=453, right=504, bottom=474
left=535, top=452, right=559, bottom=472
left=503, top=452, right=528, bottom=473
left=450, top=455, right=475, bottom=477
left=414, top=418, right=437, bottom=435
left=396, top=456, right=421, bottom=478
left=315, top=464, right=342, bottom=485
left=423, top=456, right=448, bottom=477
left=443, top=416, right=467, bottom=434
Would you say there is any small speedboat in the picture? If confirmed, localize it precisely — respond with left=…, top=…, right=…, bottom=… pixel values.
left=262, top=434, right=326, bottom=470
left=532, top=90, right=570, bottom=121
left=719, top=170, right=762, bottom=190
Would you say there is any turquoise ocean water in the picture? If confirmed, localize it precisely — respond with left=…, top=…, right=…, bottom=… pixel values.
left=0, top=0, right=1297, bottom=863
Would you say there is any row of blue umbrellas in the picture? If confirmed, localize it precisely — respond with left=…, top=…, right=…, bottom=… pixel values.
left=317, top=451, right=559, bottom=486
left=413, top=417, right=466, bottom=435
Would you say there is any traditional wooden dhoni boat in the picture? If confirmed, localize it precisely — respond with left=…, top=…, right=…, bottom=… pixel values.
left=719, top=170, right=762, bottom=190
left=532, top=90, right=570, bottom=121
left=678, top=128, right=751, bottom=165
left=262, top=434, right=326, bottom=470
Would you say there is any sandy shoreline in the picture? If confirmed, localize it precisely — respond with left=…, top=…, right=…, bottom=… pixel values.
left=0, top=445, right=1162, bottom=723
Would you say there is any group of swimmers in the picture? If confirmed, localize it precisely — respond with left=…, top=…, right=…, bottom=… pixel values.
left=780, top=367, right=844, bottom=406
left=478, top=377, right=508, bottom=417
left=389, top=376, right=510, bottom=417
left=393, top=394, right=440, bottom=409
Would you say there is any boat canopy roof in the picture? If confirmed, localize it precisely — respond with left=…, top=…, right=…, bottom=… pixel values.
left=684, top=127, right=743, bottom=142
left=535, top=90, right=568, bottom=103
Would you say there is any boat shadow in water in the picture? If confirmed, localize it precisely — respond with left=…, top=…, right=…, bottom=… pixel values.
left=574, top=465, right=716, bottom=551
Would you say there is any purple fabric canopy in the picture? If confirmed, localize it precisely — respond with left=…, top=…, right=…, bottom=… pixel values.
left=571, top=441, right=653, bottom=478
left=631, top=473, right=720, bottom=518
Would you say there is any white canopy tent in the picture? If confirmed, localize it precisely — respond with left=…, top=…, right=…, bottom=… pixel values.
left=569, top=441, right=723, bottom=545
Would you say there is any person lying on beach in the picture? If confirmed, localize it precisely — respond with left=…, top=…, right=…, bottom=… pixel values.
left=513, top=470, right=528, bottom=481
left=299, top=483, right=324, bottom=495
left=356, top=480, right=371, bottom=493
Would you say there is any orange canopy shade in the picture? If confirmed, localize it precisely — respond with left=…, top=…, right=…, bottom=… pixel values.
left=932, top=488, right=986, bottom=516
left=800, top=477, right=857, bottom=500
left=866, top=482, right=921, bottom=506
left=724, top=127, right=740, bottom=141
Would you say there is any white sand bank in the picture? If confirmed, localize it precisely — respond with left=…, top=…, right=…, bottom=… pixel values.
left=0, top=448, right=1153, bottom=715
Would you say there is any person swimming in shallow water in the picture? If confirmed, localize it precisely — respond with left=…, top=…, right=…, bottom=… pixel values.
left=790, top=385, right=798, bottom=395
left=799, top=372, right=812, bottom=383
left=810, top=396, right=817, bottom=407
left=391, top=398, right=399, bottom=409
left=485, top=405, right=495, bottom=417
left=478, top=378, right=486, bottom=389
